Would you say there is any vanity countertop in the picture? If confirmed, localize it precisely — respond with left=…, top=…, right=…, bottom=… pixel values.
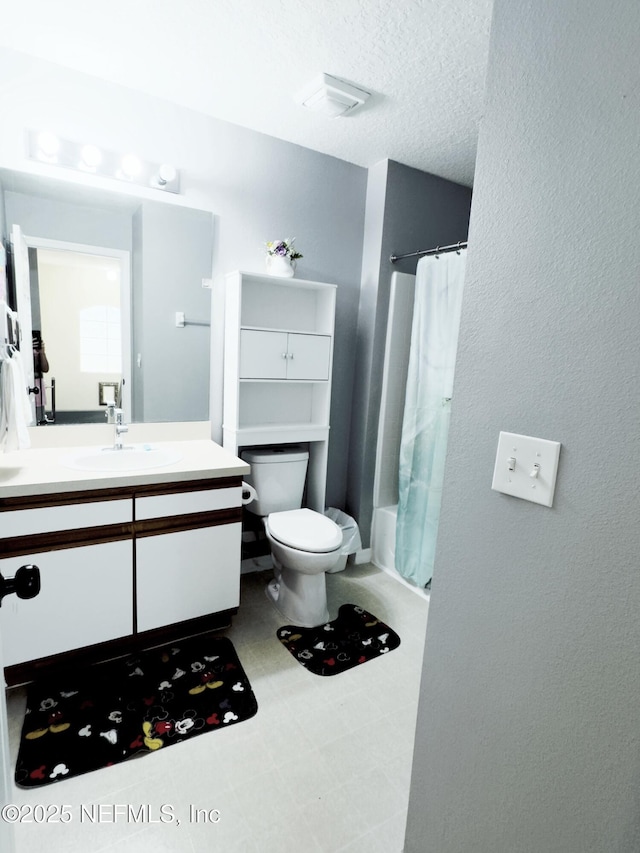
left=0, top=439, right=250, bottom=499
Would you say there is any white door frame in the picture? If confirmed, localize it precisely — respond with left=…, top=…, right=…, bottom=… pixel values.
left=10, top=224, right=35, bottom=425
left=24, top=236, right=132, bottom=423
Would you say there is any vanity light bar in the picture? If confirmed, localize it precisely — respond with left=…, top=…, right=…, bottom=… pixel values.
left=26, top=129, right=181, bottom=194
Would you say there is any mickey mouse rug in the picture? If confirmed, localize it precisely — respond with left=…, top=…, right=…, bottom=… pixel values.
left=15, top=636, right=258, bottom=787
left=276, top=604, right=401, bottom=676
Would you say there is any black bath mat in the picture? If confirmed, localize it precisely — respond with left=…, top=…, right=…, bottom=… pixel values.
left=276, top=604, right=401, bottom=676
left=15, top=636, right=258, bottom=788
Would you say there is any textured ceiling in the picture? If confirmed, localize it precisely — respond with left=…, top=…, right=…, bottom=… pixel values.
left=0, top=0, right=493, bottom=187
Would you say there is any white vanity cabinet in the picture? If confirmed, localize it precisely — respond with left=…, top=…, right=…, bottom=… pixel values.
left=0, top=476, right=243, bottom=683
left=222, top=271, right=337, bottom=511
left=135, top=486, right=241, bottom=632
left=0, top=497, right=133, bottom=668
left=0, top=541, right=133, bottom=667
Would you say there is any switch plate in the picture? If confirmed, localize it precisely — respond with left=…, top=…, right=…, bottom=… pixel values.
left=175, top=311, right=185, bottom=327
left=491, top=431, right=561, bottom=507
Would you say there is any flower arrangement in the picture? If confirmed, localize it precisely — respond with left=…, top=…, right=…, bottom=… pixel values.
left=265, top=238, right=303, bottom=260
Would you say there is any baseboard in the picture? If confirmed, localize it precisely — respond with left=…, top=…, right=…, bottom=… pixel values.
left=352, top=548, right=372, bottom=565
left=241, top=554, right=273, bottom=574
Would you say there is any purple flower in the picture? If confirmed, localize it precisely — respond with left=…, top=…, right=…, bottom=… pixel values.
left=274, top=242, right=287, bottom=256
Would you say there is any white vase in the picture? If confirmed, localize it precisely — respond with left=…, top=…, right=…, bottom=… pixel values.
left=266, top=254, right=295, bottom=278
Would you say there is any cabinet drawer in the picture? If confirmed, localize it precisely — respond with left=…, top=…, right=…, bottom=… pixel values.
left=136, top=523, right=241, bottom=632
left=0, top=500, right=132, bottom=539
left=0, top=541, right=133, bottom=667
left=135, top=487, right=241, bottom=520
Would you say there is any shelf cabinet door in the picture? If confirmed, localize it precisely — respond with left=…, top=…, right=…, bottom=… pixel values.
left=240, top=330, right=288, bottom=379
left=286, top=333, right=331, bottom=380
left=240, top=329, right=331, bottom=380
left=136, top=523, right=241, bottom=633
left=0, top=541, right=133, bottom=667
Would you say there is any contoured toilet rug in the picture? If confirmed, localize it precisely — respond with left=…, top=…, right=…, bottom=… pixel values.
left=15, top=635, right=258, bottom=787
left=277, top=604, right=401, bottom=675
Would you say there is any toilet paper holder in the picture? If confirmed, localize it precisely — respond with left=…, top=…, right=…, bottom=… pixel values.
left=241, top=481, right=258, bottom=506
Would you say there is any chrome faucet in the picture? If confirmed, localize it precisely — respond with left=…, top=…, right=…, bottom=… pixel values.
left=105, top=402, right=129, bottom=450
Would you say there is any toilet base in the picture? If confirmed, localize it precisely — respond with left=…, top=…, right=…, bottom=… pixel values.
left=265, top=565, right=329, bottom=628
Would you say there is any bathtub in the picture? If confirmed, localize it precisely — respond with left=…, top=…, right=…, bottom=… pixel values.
left=371, top=505, right=398, bottom=573
left=371, top=504, right=429, bottom=599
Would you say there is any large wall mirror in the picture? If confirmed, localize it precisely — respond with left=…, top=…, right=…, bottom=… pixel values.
left=0, top=169, right=214, bottom=425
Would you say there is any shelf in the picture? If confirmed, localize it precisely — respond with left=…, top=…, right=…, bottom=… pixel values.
left=239, top=378, right=328, bottom=384
left=232, top=276, right=335, bottom=336
left=230, top=271, right=338, bottom=292
left=223, top=423, right=330, bottom=447
left=221, top=270, right=337, bottom=511
left=240, top=324, right=326, bottom=335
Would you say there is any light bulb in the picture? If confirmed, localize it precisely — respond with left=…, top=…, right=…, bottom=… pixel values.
left=37, top=131, right=60, bottom=159
left=121, top=153, right=141, bottom=178
left=156, top=163, right=177, bottom=186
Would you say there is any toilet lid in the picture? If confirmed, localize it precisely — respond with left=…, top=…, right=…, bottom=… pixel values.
left=267, top=508, right=342, bottom=553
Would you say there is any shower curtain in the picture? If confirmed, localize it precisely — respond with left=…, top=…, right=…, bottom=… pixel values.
left=395, top=249, right=467, bottom=587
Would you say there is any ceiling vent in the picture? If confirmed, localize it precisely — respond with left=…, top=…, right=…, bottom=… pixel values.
left=295, top=73, right=371, bottom=118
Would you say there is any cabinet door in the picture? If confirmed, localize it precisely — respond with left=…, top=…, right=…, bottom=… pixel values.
left=0, top=541, right=133, bottom=667
left=286, top=333, right=331, bottom=380
left=240, top=330, right=288, bottom=379
left=136, top=523, right=241, bottom=633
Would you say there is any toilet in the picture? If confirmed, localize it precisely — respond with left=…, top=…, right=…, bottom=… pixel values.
left=241, top=447, right=342, bottom=627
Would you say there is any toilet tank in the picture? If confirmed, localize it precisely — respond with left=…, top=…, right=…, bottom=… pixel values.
left=241, top=447, right=309, bottom=516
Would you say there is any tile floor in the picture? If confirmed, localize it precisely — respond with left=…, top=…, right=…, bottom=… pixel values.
left=6, top=562, right=429, bottom=853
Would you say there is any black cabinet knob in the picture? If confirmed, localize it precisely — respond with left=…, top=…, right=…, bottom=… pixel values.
left=0, top=564, right=41, bottom=606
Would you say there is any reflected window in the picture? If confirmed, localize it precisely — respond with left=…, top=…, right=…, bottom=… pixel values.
left=79, top=305, right=122, bottom=373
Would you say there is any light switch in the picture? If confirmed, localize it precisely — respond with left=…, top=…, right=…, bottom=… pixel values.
left=175, top=311, right=185, bottom=327
left=491, top=431, right=561, bottom=507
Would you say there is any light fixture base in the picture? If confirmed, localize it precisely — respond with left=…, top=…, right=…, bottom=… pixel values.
left=26, top=130, right=181, bottom=194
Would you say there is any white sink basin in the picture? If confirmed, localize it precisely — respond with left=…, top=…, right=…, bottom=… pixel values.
left=62, top=444, right=182, bottom=472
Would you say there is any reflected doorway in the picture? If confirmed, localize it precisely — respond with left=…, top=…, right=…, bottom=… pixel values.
left=26, top=239, right=131, bottom=424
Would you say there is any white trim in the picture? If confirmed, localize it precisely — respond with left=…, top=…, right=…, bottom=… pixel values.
left=24, top=236, right=132, bottom=422
left=374, top=562, right=431, bottom=601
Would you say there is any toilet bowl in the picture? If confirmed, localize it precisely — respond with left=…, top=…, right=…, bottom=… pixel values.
left=264, top=508, right=342, bottom=627
left=240, top=447, right=343, bottom=627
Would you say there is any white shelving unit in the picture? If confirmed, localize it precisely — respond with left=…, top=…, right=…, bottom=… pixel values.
left=222, top=270, right=337, bottom=511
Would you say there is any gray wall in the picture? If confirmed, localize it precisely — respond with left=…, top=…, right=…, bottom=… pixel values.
left=0, top=182, right=8, bottom=305
left=203, top=122, right=367, bottom=510
left=135, top=202, right=213, bottom=422
left=405, top=1, right=640, bottom=851
left=3, top=191, right=133, bottom=252
left=0, top=182, right=7, bottom=246
left=348, top=160, right=472, bottom=544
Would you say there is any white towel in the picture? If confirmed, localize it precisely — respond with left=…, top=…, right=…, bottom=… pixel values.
left=0, top=351, right=32, bottom=452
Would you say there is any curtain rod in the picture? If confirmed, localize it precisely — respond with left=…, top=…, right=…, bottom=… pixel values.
left=389, top=240, right=468, bottom=264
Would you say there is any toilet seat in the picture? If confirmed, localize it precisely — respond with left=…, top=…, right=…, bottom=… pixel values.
left=267, top=508, right=342, bottom=553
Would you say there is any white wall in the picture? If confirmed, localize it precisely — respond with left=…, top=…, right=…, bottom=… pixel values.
left=405, top=1, right=640, bottom=851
